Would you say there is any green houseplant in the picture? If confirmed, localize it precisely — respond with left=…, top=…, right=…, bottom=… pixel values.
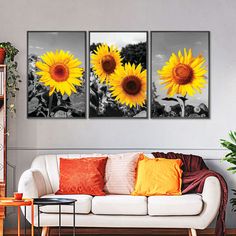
left=0, top=42, right=21, bottom=114
left=221, top=131, right=236, bottom=211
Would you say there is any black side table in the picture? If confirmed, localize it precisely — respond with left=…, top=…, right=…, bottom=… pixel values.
left=33, top=198, right=77, bottom=236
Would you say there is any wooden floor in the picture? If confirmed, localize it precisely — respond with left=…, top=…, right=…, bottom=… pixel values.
left=4, top=228, right=236, bottom=236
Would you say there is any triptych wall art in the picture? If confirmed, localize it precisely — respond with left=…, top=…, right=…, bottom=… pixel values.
left=27, top=31, right=210, bottom=119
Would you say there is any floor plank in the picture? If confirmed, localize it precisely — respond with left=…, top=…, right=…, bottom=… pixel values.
left=4, top=228, right=236, bottom=235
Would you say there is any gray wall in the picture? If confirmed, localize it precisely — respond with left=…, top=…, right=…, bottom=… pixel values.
left=1, top=0, right=236, bottom=229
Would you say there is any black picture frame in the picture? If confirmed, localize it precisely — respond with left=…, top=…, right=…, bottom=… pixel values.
left=27, top=31, right=87, bottom=119
left=89, top=31, right=149, bottom=119
left=150, top=31, right=210, bottom=119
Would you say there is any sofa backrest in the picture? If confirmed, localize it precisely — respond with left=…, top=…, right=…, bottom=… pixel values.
left=31, top=153, right=154, bottom=195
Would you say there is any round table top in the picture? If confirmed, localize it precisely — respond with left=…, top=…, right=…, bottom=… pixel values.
left=33, top=198, right=77, bottom=205
left=0, top=198, right=33, bottom=207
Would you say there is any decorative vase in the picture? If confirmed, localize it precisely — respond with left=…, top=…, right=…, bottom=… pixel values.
left=0, top=48, right=6, bottom=64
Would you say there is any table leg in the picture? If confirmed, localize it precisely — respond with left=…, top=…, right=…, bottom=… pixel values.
left=73, top=202, right=75, bottom=236
left=31, top=203, right=34, bottom=236
left=0, top=218, right=3, bottom=236
left=17, top=206, right=21, bottom=236
left=59, top=204, right=61, bottom=236
left=24, top=206, right=26, bottom=236
left=38, top=205, right=40, bottom=236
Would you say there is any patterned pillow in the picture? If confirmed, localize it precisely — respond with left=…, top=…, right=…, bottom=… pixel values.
left=104, top=152, right=140, bottom=194
left=56, top=157, right=108, bottom=196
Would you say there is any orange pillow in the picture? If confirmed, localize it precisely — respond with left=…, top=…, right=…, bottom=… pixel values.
left=56, top=157, right=108, bottom=196
left=132, top=154, right=182, bottom=196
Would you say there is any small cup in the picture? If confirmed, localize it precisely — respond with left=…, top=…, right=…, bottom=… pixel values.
left=14, top=192, right=23, bottom=200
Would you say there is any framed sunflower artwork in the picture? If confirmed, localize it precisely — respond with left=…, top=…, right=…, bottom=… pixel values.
left=27, top=31, right=86, bottom=118
left=89, top=31, right=148, bottom=118
left=151, top=31, right=210, bottom=119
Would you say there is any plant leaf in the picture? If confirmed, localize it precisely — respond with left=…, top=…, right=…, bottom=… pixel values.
left=229, top=131, right=236, bottom=144
left=177, top=96, right=188, bottom=102
left=162, top=97, right=178, bottom=102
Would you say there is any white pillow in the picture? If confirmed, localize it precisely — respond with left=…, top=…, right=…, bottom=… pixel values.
left=104, top=152, right=141, bottom=194
left=57, top=153, right=107, bottom=167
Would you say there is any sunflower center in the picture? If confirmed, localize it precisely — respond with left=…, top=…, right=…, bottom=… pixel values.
left=173, top=64, right=193, bottom=85
left=50, top=63, right=69, bottom=82
left=122, top=76, right=142, bottom=95
left=101, top=55, right=116, bottom=74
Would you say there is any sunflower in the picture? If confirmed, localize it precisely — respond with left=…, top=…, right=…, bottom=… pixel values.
left=158, top=48, right=207, bottom=97
left=109, top=63, right=147, bottom=108
left=36, top=50, right=84, bottom=96
left=91, top=44, right=122, bottom=84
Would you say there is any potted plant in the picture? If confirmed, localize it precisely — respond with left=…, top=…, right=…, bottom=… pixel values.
left=0, top=42, right=21, bottom=114
left=221, top=131, right=236, bottom=211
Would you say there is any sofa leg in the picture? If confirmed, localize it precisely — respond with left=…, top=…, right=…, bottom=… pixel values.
left=188, top=228, right=197, bottom=236
left=41, top=227, right=50, bottom=236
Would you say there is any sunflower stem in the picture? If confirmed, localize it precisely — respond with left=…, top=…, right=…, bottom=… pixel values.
left=177, top=96, right=186, bottom=118
left=181, top=100, right=186, bottom=117
left=48, top=94, right=53, bottom=117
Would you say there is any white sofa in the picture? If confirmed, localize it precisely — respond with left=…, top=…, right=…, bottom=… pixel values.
left=18, top=154, right=221, bottom=236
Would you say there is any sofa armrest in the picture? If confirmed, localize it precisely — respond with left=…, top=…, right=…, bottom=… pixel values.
left=18, top=169, right=47, bottom=223
left=18, top=169, right=47, bottom=198
left=198, top=176, right=221, bottom=229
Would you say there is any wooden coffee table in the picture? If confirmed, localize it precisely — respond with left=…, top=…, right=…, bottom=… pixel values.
left=0, top=197, right=34, bottom=236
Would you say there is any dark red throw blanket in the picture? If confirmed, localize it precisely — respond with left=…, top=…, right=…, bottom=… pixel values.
left=152, top=152, right=228, bottom=236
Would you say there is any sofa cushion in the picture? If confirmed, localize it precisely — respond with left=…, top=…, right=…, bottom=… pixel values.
left=104, top=152, right=140, bottom=194
left=92, top=195, right=147, bottom=215
left=40, top=194, right=93, bottom=214
left=132, top=154, right=183, bottom=196
left=148, top=194, right=203, bottom=216
left=56, top=157, right=108, bottom=196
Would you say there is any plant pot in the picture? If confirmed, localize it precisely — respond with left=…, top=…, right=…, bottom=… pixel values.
left=0, top=48, right=6, bottom=64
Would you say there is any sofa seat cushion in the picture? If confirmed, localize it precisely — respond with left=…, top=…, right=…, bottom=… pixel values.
left=40, top=194, right=93, bottom=214
left=92, top=195, right=147, bottom=215
left=148, top=194, right=203, bottom=216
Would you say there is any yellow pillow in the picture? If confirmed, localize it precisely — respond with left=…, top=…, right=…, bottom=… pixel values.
left=132, top=154, right=183, bottom=196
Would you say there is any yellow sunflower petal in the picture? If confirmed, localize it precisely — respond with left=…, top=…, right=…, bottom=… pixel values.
left=36, top=61, right=49, bottom=72
left=49, top=86, right=55, bottom=96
